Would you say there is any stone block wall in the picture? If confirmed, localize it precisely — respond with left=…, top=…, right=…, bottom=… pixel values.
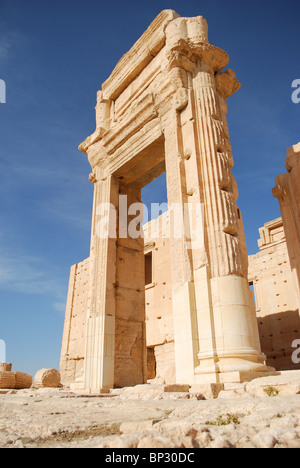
left=249, top=218, right=300, bottom=370
left=60, top=257, right=90, bottom=385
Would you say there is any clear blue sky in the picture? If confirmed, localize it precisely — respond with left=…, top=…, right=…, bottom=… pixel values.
left=0, top=0, right=299, bottom=376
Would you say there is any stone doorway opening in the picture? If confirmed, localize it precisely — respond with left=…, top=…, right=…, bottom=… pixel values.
left=142, top=172, right=177, bottom=384
left=105, top=139, right=167, bottom=390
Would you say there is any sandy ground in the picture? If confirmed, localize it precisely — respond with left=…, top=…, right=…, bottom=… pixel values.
left=1, top=387, right=300, bottom=448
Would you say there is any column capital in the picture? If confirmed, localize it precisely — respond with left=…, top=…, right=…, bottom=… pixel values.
left=165, top=15, right=229, bottom=74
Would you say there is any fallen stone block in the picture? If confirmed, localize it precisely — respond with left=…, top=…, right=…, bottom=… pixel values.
left=0, top=371, right=32, bottom=389
left=163, top=385, right=190, bottom=393
left=34, top=369, right=61, bottom=388
left=14, top=372, right=33, bottom=389
left=0, top=363, right=12, bottom=372
left=0, top=371, right=16, bottom=389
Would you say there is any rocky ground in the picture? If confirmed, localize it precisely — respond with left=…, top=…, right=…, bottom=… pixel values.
left=1, top=373, right=300, bottom=448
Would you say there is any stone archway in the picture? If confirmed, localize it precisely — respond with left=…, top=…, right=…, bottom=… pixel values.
left=61, top=10, right=271, bottom=394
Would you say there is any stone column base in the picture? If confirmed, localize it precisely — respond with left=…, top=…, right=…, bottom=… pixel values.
left=70, top=379, right=111, bottom=395
left=193, top=370, right=279, bottom=385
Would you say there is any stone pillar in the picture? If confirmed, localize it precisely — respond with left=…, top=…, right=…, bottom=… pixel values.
left=164, top=15, right=268, bottom=384
left=163, top=112, right=199, bottom=384
left=73, top=169, right=147, bottom=394
left=81, top=173, right=119, bottom=393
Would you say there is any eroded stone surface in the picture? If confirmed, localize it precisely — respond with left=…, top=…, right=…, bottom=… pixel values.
left=1, top=387, right=300, bottom=448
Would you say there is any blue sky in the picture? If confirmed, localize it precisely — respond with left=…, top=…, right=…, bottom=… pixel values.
left=0, top=0, right=299, bottom=376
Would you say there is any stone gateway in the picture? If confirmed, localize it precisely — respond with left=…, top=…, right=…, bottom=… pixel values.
left=60, top=10, right=274, bottom=394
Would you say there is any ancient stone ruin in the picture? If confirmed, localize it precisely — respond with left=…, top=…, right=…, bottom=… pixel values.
left=0, top=363, right=32, bottom=390
left=33, top=369, right=61, bottom=389
left=60, top=10, right=300, bottom=394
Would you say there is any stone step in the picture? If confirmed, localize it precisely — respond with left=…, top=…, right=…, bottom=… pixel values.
left=121, top=384, right=191, bottom=394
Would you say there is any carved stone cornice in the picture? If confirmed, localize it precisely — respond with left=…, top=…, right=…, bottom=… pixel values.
left=78, top=127, right=106, bottom=154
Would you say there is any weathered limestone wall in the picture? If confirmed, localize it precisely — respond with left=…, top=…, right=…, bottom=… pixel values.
left=273, top=143, right=300, bottom=293
left=60, top=257, right=90, bottom=385
left=143, top=212, right=175, bottom=383
left=113, top=183, right=146, bottom=389
left=249, top=219, right=300, bottom=370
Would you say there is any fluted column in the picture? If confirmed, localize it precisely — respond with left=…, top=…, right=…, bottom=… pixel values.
left=194, top=65, right=266, bottom=377
left=165, top=15, right=268, bottom=383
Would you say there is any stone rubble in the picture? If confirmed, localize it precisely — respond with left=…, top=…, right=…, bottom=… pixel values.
left=0, top=363, right=32, bottom=390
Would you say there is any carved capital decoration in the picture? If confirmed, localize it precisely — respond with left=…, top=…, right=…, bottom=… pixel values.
left=215, top=69, right=241, bottom=99
left=89, top=172, right=97, bottom=184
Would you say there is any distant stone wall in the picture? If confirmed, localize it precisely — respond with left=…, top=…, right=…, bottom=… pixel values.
left=60, top=257, right=91, bottom=385
left=143, top=213, right=175, bottom=383
left=249, top=218, right=300, bottom=370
